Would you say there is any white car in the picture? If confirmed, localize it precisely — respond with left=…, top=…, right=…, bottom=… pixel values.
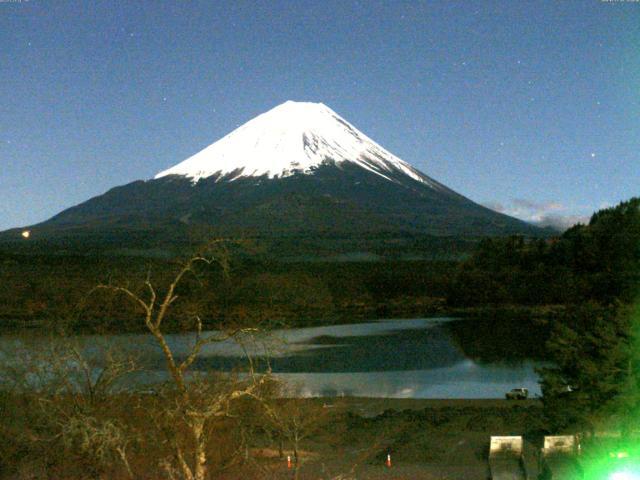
left=505, top=388, right=529, bottom=400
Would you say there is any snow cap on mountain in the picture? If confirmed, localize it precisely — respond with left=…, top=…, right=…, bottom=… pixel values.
left=155, top=100, right=437, bottom=188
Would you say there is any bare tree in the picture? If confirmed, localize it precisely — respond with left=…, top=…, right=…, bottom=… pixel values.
left=92, top=242, right=272, bottom=480
left=61, top=414, right=134, bottom=479
left=0, top=334, right=140, bottom=479
left=259, top=387, right=335, bottom=480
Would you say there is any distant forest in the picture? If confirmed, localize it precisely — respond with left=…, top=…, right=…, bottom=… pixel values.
left=0, top=197, right=638, bottom=334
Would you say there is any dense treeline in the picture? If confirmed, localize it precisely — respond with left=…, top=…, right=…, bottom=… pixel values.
left=449, top=197, right=640, bottom=307
left=0, top=252, right=457, bottom=332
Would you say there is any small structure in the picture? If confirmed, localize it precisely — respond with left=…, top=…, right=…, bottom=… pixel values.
left=489, top=436, right=527, bottom=480
left=539, top=435, right=583, bottom=479
left=544, top=436, right=576, bottom=455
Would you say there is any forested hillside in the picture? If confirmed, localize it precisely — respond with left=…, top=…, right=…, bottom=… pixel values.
left=449, top=197, right=640, bottom=307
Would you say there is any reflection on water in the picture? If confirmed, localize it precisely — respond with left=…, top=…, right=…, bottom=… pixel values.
left=0, top=318, right=544, bottom=398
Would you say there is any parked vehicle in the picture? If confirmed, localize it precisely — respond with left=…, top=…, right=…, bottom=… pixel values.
left=505, top=388, right=529, bottom=400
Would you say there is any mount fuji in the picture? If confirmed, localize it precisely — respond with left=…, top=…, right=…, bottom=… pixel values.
left=1, top=101, right=545, bottom=254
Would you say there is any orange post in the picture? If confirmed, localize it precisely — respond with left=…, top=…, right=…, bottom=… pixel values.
left=386, top=453, right=391, bottom=467
left=287, top=455, right=292, bottom=469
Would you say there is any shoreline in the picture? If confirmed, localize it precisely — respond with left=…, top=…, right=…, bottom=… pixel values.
left=0, top=303, right=563, bottom=335
left=296, top=396, right=542, bottom=416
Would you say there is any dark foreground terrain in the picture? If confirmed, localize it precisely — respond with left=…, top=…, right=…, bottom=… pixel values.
left=254, top=398, right=546, bottom=480
left=230, top=398, right=621, bottom=480
left=0, top=395, right=546, bottom=480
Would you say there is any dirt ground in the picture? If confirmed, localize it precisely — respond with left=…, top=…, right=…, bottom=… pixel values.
left=222, top=398, right=546, bottom=480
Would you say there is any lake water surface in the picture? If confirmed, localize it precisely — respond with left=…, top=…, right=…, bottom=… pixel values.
left=1, top=318, right=544, bottom=399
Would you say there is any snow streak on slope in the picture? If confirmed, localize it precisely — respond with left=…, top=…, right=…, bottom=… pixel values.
left=155, top=101, right=442, bottom=190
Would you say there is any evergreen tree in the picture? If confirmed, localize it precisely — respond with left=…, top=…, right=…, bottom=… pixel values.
left=539, top=302, right=631, bottom=434
left=609, top=301, right=640, bottom=437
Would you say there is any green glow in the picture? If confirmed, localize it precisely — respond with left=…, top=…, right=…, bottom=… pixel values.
left=609, top=473, right=640, bottom=480
left=577, top=300, right=640, bottom=480
left=579, top=444, right=638, bottom=480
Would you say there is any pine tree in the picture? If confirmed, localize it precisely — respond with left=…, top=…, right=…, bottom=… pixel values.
left=539, top=302, right=631, bottom=434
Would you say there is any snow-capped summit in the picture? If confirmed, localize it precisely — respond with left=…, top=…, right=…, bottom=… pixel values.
left=155, top=100, right=439, bottom=188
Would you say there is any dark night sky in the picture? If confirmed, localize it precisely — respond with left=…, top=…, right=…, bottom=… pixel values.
left=1, top=0, right=638, bottom=230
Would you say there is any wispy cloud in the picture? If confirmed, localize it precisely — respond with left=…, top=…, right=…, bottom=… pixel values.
left=483, top=198, right=590, bottom=232
left=511, top=198, right=563, bottom=211
left=535, top=213, right=590, bottom=231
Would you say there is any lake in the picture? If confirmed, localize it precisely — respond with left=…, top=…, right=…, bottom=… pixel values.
left=0, top=318, right=545, bottom=399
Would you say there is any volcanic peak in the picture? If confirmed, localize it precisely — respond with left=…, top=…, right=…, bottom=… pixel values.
left=154, top=100, right=439, bottom=189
